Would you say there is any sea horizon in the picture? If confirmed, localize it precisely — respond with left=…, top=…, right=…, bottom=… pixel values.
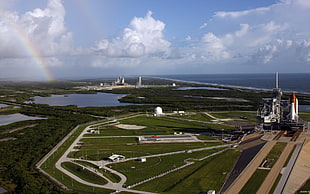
left=154, top=73, right=310, bottom=94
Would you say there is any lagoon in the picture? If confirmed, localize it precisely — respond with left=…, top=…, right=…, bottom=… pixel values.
left=176, top=86, right=227, bottom=91
left=0, top=104, right=8, bottom=108
left=29, top=93, right=135, bottom=107
left=0, top=113, right=45, bottom=126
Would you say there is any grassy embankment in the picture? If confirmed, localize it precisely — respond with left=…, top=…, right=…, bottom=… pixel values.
left=239, top=142, right=288, bottom=193
left=134, top=149, right=240, bottom=193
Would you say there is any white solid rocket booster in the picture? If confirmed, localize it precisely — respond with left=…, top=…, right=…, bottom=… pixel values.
left=288, top=93, right=298, bottom=122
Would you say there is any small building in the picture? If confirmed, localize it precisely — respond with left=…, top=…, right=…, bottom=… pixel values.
left=108, top=154, right=125, bottom=162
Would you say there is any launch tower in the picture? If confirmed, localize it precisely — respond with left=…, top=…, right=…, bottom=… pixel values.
left=257, top=72, right=301, bottom=130
left=257, top=72, right=283, bottom=128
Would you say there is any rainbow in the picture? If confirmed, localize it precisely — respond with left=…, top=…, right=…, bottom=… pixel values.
left=3, top=16, right=54, bottom=81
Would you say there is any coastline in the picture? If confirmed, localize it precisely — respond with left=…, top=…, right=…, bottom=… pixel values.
left=146, top=74, right=310, bottom=95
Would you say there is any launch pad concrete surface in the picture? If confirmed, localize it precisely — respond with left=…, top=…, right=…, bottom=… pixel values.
left=257, top=142, right=295, bottom=193
left=282, top=137, right=310, bottom=193
left=226, top=141, right=276, bottom=194
left=226, top=130, right=310, bottom=194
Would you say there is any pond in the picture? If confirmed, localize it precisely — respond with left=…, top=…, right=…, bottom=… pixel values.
left=0, top=104, right=8, bottom=108
left=28, top=93, right=136, bottom=107
left=300, top=105, right=310, bottom=112
left=184, top=96, right=248, bottom=102
left=176, top=87, right=228, bottom=91
left=0, top=113, right=46, bottom=126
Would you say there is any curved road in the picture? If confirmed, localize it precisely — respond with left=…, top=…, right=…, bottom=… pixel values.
left=38, top=113, right=233, bottom=193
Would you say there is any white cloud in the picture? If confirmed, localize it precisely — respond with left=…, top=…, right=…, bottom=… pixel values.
left=235, top=24, right=249, bottom=37
left=0, top=0, right=73, bottom=59
left=1, top=0, right=310, bottom=79
left=200, top=22, right=208, bottom=29
left=94, top=11, right=170, bottom=58
left=215, top=7, right=270, bottom=19
left=202, top=32, right=230, bottom=60
left=189, top=0, right=310, bottom=70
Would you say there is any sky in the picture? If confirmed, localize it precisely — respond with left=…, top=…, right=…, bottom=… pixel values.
left=0, top=0, right=309, bottom=80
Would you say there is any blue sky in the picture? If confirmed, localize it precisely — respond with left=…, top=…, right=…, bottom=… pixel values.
left=0, top=0, right=309, bottom=80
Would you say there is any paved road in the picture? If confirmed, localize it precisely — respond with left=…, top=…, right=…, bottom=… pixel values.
left=225, top=141, right=276, bottom=194
left=257, top=142, right=295, bottom=194
left=38, top=112, right=233, bottom=193
left=38, top=114, right=156, bottom=193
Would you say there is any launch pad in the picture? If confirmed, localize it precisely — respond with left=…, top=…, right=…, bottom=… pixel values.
left=257, top=73, right=305, bottom=131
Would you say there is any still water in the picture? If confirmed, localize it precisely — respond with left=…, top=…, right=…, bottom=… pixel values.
left=30, top=93, right=134, bottom=107
left=0, top=113, right=45, bottom=126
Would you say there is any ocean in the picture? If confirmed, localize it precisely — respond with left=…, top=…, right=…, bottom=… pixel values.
left=159, top=73, right=310, bottom=94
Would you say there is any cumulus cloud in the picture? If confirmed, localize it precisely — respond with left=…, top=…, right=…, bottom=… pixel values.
left=1, top=0, right=310, bottom=79
left=201, top=32, right=230, bottom=60
left=0, top=0, right=73, bottom=59
left=94, top=11, right=170, bottom=58
left=188, top=0, right=310, bottom=70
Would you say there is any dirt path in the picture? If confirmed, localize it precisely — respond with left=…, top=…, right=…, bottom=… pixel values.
left=225, top=141, right=276, bottom=194
left=257, top=142, right=295, bottom=194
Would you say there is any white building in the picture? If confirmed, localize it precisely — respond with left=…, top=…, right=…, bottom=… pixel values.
left=108, top=154, right=125, bottom=162
left=207, top=190, right=216, bottom=194
left=138, top=157, right=146, bottom=162
left=154, top=107, right=163, bottom=117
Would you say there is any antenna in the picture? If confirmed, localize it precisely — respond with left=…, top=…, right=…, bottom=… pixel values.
left=275, top=72, right=279, bottom=89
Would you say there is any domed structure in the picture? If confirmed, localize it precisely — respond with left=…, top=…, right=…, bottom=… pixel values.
left=154, top=107, right=163, bottom=116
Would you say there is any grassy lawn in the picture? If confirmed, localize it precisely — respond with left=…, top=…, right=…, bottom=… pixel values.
left=270, top=174, right=282, bottom=194
left=84, top=115, right=219, bottom=136
left=261, top=142, right=287, bottom=168
left=111, top=148, right=226, bottom=186
left=197, top=134, right=220, bottom=140
left=39, top=113, right=239, bottom=193
left=239, top=169, right=270, bottom=194
left=39, top=122, right=115, bottom=193
left=299, top=112, right=310, bottom=121
left=169, top=112, right=214, bottom=122
left=211, top=111, right=258, bottom=122
left=135, top=149, right=240, bottom=193
left=62, top=162, right=108, bottom=185
left=75, top=160, right=121, bottom=183
left=69, top=139, right=223, bottom=160
left=119, top=115, right=223, bottom=133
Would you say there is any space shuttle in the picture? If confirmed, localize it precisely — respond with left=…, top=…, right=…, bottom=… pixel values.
left=287, top=93, right=298, bottom=122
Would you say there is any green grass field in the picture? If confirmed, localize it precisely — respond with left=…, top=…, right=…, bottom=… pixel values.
left=261, top=142, right=287, bottom=168
left=210, top=111, right=258, bottom=122
left=39, top=113, right=240, bottom=193
left=62, top=162, right=108, bottom=185
left=239, top=169, right=270, bottom=194
left=135, top=149, right=240, bottom=193
left=69, top=137, right=222, bottom=160
left=111, top=148, right=226, bottom=186
left=239, top=142, right=288, bottom=193
left=75, top=160, right=121, bottom=183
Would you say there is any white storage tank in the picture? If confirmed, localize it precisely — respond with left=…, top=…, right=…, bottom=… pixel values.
left=154, top=107, right=163, bottom=116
